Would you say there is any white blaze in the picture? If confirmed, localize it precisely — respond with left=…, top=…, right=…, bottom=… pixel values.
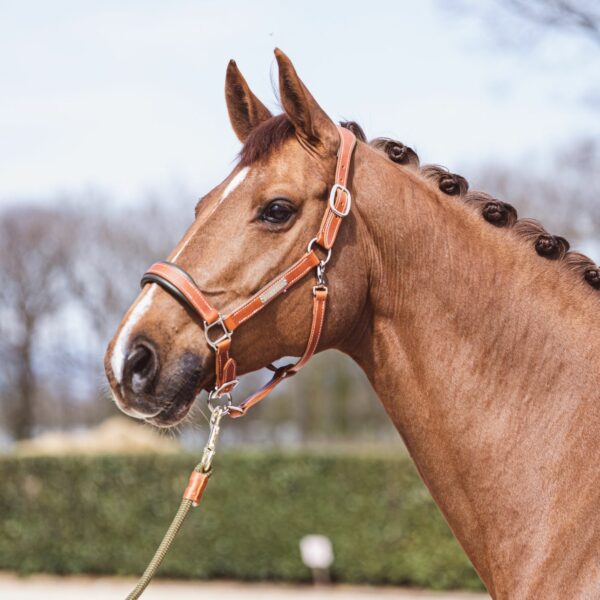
left=110, top=286, right=158, bottom=384
left=171, top=166, right=250, bottom=262
left=171, top=223, right=200, bottom=262
left=219, top=166, right=249, bottom=205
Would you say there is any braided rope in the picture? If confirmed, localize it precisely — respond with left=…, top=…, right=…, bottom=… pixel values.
left=125, top=498, right=193, bottom=600
left=125, top=406, right=224, bottom=599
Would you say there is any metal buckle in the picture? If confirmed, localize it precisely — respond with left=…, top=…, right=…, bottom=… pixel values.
left=328, top=183, right=352, bottom=217
left=203, top=315, right=231, bottom=350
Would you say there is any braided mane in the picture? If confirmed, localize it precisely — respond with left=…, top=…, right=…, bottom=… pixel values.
left=338, top=120, right=600, bottom=292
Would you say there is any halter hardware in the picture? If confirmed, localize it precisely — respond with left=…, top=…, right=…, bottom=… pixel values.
left=203, top=315, right=232, bottom=350
left=140, top=126, right=357, bottom=418
left=328, top=183, right=352, bottom=217
left=307, top=237, right=332, bottom=265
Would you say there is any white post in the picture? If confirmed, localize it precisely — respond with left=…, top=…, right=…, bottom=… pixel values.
left=299, top=534, right=334, bottom=585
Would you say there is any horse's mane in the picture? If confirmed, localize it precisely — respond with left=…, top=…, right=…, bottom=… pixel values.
left=239, top=115, right=600, bottom=292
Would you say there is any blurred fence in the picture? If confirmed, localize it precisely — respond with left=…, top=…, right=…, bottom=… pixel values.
left=0, top=451, right=483, bottom=591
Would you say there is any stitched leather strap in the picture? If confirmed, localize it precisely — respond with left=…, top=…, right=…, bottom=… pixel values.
left=228, top=287, right=327, bottom=418
left=315, top=126, right=357, bottom=250
left=142, top=262, right=219, bottom=324
left=224, top=251, right=320, bottom=331
left=215, top=339, right=237, bottom=394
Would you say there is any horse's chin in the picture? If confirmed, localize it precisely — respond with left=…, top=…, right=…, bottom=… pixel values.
left=143, top=367, right=213, bottom=428
left=144, top=391, right=198, bottom=428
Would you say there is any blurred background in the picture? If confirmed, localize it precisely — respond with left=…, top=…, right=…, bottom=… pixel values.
left=0, top=0, right=598, bottom=597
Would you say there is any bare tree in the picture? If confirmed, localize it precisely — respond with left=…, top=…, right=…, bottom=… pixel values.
left=470, top=138, right=600, bottom=258
left=0, top=192, right=191, bottom=440
left=66, top=193, right=190, bottom=344
left=0, top=206, right=75, bottom=439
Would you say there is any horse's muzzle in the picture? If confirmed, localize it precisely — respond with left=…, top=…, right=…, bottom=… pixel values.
left=106, top=342, right=208, bottom=427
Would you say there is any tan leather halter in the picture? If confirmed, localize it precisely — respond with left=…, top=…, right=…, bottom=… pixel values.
left=140, top=125, right=357, bottom=418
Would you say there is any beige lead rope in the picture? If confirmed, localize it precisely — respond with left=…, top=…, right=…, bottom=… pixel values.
left=125, top=405, right=226, bottom=600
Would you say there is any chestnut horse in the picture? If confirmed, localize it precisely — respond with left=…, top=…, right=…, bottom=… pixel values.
left=105, top=50, right=600, bottom=599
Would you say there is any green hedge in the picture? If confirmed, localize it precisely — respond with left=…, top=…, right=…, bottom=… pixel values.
left=0, top=451, right=483, bottom=591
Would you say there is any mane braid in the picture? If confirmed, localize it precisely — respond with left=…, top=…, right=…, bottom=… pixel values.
left=513, top=218, right=570, bottom=260
left=370, top=137, right=420, bottom=168
left=464, top=192, right=518, bottom=228
left=563, top=252, right=600, bottom=289
left=421, top=165, right=469, bottom=196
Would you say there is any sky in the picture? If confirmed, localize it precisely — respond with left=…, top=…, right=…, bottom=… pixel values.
left=1, top=0, right=599, bottom=207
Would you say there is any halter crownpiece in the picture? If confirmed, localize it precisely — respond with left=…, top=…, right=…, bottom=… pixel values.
left=140, top=125, right=357, bottom=418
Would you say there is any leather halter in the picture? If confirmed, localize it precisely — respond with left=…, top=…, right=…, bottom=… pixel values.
left=140, top=126, right=357, bottom=418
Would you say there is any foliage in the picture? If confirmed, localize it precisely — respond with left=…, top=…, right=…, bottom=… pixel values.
left=0, top=452, right=483, bottom=591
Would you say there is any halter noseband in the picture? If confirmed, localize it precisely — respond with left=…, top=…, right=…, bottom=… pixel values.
left=140, top=126, right=357, bottom=418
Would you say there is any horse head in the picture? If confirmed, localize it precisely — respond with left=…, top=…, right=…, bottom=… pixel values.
left=104, top=50, right=369, bottom=426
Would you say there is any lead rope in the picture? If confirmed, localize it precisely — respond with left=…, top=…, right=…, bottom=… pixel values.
left=125, top=404, right=226, bottom=600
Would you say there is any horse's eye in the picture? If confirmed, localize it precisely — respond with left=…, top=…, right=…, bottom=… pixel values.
left=260, top=199, right=296, bottom=225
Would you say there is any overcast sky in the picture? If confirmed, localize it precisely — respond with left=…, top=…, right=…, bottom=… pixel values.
left=1, top=0, right=598, bottom=207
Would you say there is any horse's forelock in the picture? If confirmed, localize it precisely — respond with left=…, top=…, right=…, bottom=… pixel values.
left=238, top=117, right=366, bottom=167
left=238, top=114, right=295, bottom=166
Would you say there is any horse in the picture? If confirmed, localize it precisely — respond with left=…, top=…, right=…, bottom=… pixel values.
left=105, top=49, right=600, bottom=599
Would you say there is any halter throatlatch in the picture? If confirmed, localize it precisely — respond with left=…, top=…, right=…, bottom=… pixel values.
left=140, top=126, right=357, bottom=418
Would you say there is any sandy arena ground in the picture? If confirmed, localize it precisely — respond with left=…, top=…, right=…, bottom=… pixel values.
left=0, top=573, right=490, bottom=600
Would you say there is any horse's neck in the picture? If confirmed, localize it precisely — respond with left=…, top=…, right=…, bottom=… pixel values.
left=349, top=153, right=600, bottom=598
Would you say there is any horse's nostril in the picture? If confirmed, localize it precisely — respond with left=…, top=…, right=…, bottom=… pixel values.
left=124, top=341, right=159, bottom=394
left=131, top=346, right=152, bottom=375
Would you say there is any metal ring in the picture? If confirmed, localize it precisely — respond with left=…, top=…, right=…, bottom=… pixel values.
left=203, top=315, right=231, bottom=350
left=207, top=390, right=232, bottom=413
left=307, top=238, right=332, bottom=265
left=207, top=382, right=243, bottom=414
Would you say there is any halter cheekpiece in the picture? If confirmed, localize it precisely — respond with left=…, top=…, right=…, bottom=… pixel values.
left=140, top=126, right=357, bottom=418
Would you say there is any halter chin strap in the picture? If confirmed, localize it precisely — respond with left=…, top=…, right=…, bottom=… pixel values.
left=140, top=125, right=357, bottom=418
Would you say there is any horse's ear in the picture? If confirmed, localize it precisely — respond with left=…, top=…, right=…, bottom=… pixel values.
left=274, top=48, right=338, bottom=155
left=225, top=59, right=272, bottom=142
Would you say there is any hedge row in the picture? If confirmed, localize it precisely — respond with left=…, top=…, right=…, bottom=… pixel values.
left=0, top=451, right=483, bottom=591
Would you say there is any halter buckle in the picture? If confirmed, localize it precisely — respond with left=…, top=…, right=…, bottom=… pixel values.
left=203, top=315, right=231, bottom=350
left=329, top=183, right=352, bottom=217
